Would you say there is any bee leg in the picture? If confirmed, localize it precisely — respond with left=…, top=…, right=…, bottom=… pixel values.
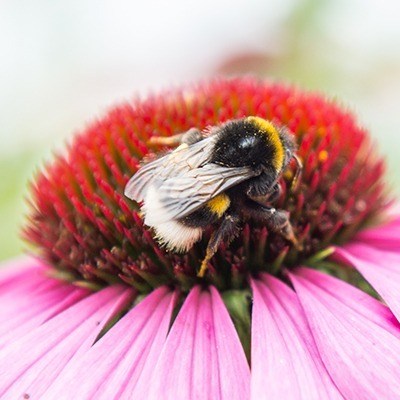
left=266, top=208, right=302, bottom=250
left=246, top=174, right=276, bottom=199
left=291, top=154, right=303, bottom=191
left=198, top=214, right=241, bottom=278
left=248, top=183, right=282, bottom=206
left=265, top=183, right=282, bottom=203
left=148, top=128, right=203, bottom=147
left=244, top=205, right=302, bottom=250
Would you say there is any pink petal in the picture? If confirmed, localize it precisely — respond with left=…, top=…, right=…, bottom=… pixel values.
left=0, top=260, right=90, bottom=347
left=386, top=203, right=400, bottom=219
left=43, top=286, right=176, bottom=400
left=0, top=256, right=45, bottom=285
left=0, top=286, right=88, bottom=348
left=0, top=278, right=71, bottom=318
left=148, top=286, right=250, bottom=400
left=0, top=260, right=53, bottom=300
left=295, top=267, right=400, bottom=338
left=290, top=271, right=400, bottom=399
left=354, top=216, right=400, bottom=250
left=0, top=285, right=134, bottom=399
left=335, top=244, right=400, bottom=322
left=251, top=275, right=342, bottom=400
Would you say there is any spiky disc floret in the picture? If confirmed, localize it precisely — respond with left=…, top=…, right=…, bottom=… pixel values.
left=23, top=78, right=388, bottom=291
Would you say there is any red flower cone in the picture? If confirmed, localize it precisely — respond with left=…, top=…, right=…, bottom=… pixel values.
left=0, top=77, right=399, bottom=399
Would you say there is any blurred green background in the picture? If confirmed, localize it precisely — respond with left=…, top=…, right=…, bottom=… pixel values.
left=1, top=0, right=400, bottom=261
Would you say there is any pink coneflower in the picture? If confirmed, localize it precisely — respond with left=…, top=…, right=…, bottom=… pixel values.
left=0, top=77, right=399, bottom=399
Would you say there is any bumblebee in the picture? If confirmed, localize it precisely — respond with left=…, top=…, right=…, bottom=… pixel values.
left=124, top=116, right=302, bottom=277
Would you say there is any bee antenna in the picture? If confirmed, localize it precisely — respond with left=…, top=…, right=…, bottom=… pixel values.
left=291, top=154, right=303, bottom=192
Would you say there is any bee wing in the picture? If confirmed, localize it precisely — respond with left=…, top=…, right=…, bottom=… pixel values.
left=124, top=136, right=216, bottom=202
left=156, top=163, right=256, bottom=221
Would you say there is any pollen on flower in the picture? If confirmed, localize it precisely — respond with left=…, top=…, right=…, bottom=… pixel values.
left=23, top=78, right=389, bottom=292
left=318, top=150, right=328, bottom=163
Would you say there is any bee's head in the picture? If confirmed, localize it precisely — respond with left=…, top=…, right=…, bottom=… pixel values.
left=245, top=117, right=297, bottom=173
left=212, top=117, right=298, bottom=176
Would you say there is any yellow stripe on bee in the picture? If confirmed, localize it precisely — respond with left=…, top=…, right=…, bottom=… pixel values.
left=246, top=116, right=285, bottom=171
left=206, top=193, right=231, bottom=217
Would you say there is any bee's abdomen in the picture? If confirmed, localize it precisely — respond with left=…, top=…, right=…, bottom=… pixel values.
left=206, top=193, right=230, bottom=217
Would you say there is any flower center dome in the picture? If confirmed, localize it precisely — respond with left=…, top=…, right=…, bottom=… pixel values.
left=24, top=78, right=388, bottom=292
